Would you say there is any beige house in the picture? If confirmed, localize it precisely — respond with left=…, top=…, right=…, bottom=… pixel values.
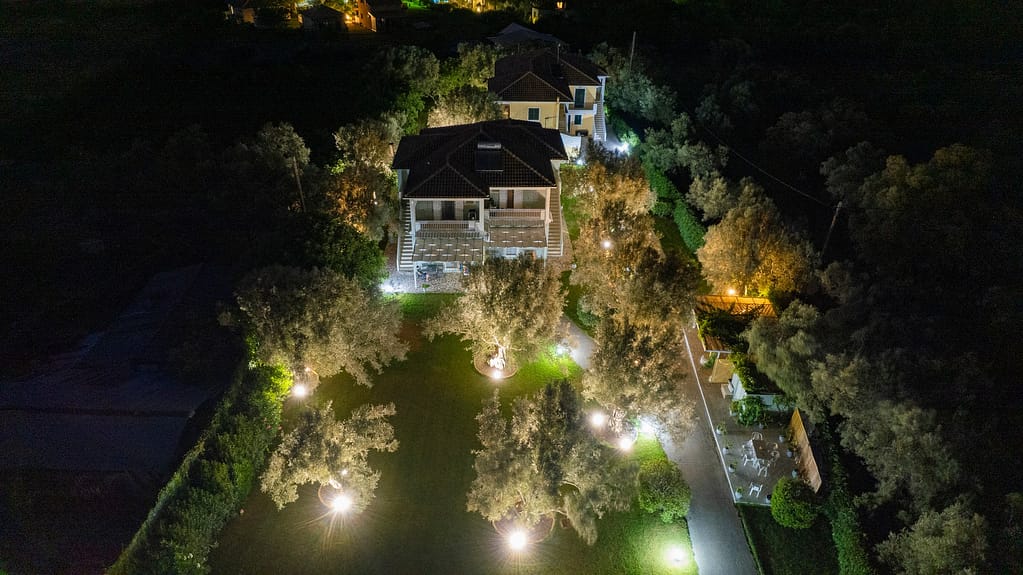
left=488, top=48, right=607, bottom=157
left=391, top=120, right=568, bottom=273
left=357, top=0, right=405, bottom=32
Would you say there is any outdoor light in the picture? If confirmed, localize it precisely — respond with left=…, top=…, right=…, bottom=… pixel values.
left=589, top=411, right=607, bottom=428
left=381, top=282, right=395, bottom=293
left=575, top=157, right=585, bottom=166
left=726, top=287, right=737, bottom=296
left=341, top=468, right=349, bottom=476
left=507, top=529, right=528, bottom=551
left=668, top=546, right=688, bottom=567
left=618, top=435, right=634, bottom=451
left=619, top=142, right=631, bottom=154
left=331, top=494, right=354, bottom=513
left=602, top=239, right=612, bottom=250
left=555, top=343, right=569, bottom=356
left=292, top=383, right=308, bottom=398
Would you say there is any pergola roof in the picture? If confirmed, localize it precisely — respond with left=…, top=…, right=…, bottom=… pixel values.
left=695, top=295, right=777, bottom=318
left=695, top=294, right=777, bottom=354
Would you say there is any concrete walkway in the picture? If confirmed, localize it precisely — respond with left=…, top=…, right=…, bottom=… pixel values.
left=563, top=316, right=757, bottom=575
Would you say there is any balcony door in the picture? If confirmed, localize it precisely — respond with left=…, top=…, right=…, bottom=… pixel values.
left=442, top=201, right=455, bottom=220
left=574, top=88, right=586, bottom=108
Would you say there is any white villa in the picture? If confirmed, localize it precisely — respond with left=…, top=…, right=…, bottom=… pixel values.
left=391, top=119, right=568, bottom=273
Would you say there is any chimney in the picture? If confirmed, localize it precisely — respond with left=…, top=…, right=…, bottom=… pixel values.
left=475, top=141, right=503, bottom=172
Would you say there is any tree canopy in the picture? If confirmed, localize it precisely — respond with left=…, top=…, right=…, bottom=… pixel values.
left=424, top=256, right=564, bottom=368
left=260, top=401, right=398, bottom=512
left=697, top=180, right=818, bottom=295
left=583, top=318, right=695, bottom=444
left=234, top=266, right=406, bottom=385
left=467, top=382, right=637, bottom=545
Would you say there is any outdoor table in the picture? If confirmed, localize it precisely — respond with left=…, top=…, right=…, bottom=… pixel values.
left=747, top=438, right=769, bottom=468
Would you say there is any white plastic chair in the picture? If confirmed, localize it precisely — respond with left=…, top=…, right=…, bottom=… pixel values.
left=751, top=432, right=763, bottom=440
left=749, top=483, right=763, bottom=497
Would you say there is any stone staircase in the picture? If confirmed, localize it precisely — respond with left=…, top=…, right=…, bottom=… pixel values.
left=547, top=187, right=564, bottom=258
left=398, top=199, right=414, bottom=272
left=594, top=102, right=607, bottom=142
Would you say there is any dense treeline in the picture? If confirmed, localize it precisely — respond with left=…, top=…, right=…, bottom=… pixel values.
left=580, top=2, right=1023, bottom=572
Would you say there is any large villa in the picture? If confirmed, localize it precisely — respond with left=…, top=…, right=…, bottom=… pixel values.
left=392, top=119, right=568, bottom=273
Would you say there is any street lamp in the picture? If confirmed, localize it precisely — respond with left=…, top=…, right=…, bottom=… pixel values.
left=602, top=239, right=612, bottom=250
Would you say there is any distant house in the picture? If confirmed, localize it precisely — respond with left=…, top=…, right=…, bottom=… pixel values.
left=302, top=4, right=345, bottom=32
left=488, top=23, right=566, bottom=49
left=391, top=119, right=568, bottom=273
left=224, top=0, right=256, bottom=24
left=357, top=0, right=406, bottom=32
left=488, top=48, right=607, bottom=157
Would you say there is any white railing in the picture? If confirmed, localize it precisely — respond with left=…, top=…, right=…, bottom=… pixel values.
left=487, top=209, right=545, bottom=220
left=416, top=221, right=481, bottom=233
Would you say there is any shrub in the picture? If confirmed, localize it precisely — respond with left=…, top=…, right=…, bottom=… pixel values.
left=672, top=200, right=706, bottom=253
left=733, top=396, right=766, bottom=427
left=771, top=477, right=820, bottom=529
left=638, top=459, right=691, bottom=523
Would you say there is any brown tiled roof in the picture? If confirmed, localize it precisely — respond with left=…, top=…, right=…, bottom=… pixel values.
left=489, top=49, right=606, bottom=103
left=392, top=120, right=567, bottom=199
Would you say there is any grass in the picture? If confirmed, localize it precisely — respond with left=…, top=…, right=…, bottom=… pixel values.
left=209, top=294, right=695, bottom=574
left=737, top=504, right=838, bottom=575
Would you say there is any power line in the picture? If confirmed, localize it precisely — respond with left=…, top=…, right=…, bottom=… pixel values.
left=695, top=120, right=833, bottom=208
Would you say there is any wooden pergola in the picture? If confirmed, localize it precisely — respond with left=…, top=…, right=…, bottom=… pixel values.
left=694, top=294, right=777, bottom=356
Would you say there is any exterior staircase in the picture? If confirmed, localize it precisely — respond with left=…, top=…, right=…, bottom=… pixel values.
left=547, top=186, right=564, bottom=258
left=594, top=102, right=607, bottom=142
left=398, top=198, right=414, bottom=271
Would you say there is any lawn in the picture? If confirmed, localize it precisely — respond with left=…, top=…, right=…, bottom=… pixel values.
left=737, top=504, right=838, bottom=575
left=210, top=294, right=695, bottom=574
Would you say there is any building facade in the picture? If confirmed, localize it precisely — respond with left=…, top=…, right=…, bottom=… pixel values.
left=488, top=48, right=607, bottom=157
left=392, top=120, right=568, bottom=273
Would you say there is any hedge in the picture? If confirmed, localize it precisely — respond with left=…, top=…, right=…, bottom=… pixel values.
left=820, top=423, right=875, bottom=575
left=109, top=364, right=292, bottom=575
left=671, top=199, right=706, bottom=253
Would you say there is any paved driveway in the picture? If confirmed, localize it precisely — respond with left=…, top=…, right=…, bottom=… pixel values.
left=565, top=315, right=757, bottom=575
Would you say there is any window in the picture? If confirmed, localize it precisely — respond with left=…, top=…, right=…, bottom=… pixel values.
left=527, top=107, right=540, bottom=122
left=574, top=114, right=582, bottom=126
left=574, top=88, right=586, bottom=108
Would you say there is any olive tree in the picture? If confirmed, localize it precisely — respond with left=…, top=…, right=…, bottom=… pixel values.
left=424, top=256, right=564, bottom=369
left=234, top=266, right=407, bottom=386
left=467, top=381, right=637, bottom=545
left=261, top=402, right=398, bottom=512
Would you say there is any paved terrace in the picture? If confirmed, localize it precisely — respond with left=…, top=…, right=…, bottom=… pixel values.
left=681, top=315, right=797, bottom=506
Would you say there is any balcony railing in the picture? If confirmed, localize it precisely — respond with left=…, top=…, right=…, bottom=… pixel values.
left=487, top=209, right=545, bottom=220
left=415, top=221, right=483, bottom=237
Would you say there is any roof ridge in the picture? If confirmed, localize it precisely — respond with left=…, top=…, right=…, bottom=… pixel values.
left=497, top=125, right=556, bottom=187
left=497, top=71, right=570, bottom=101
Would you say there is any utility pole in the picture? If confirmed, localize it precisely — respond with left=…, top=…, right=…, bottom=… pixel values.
left=292, top=156, right=306, bottom=213
left=821, top=201, right=843, bottom=259
left=629, top=31, right=636, bottom=71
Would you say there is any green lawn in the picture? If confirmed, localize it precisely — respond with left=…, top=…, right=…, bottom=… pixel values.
left=737, top=504, right=838, bottom=575
left=210, top=294, right=695, bottom=574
